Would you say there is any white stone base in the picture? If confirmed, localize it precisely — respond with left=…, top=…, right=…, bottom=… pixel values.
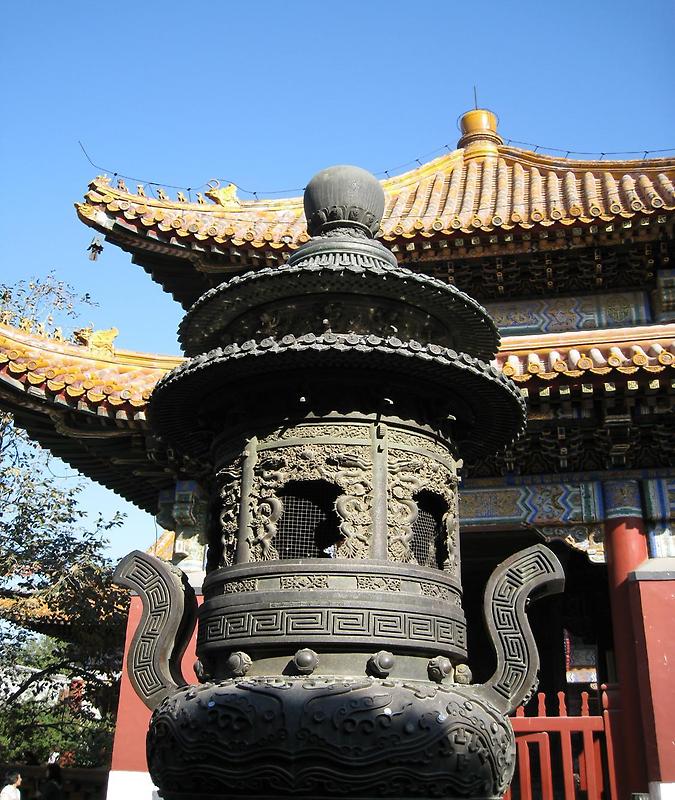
left=651, top=782, right=675, bottom=800
left=106, top=770, right=159, bottom=800
left=106, top=771, right=675, bottom=800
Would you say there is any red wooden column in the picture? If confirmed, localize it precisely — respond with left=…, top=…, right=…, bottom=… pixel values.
left=602, top=479, right=649, bottom=798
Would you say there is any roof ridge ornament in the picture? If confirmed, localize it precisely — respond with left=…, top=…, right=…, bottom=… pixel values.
left=457, top=108, right=503, bottom=160
left=205, top=180, right=240, bottom=208
left=73, top=325, right=119, bottom=357
left=303, top=164, right=384, bottom=238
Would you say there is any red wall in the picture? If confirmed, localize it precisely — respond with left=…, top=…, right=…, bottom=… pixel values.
left=630, top=577, right=675, bottom=784
left=110, top=596, right=200, bottom=773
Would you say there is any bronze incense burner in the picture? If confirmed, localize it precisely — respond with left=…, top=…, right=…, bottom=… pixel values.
left=116, top=165, right=564, bottom=799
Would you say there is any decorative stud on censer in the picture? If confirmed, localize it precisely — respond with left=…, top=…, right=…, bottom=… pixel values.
left=115, top=164, right=564, bottom=799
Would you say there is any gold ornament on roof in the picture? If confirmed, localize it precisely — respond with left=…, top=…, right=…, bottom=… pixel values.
left=74, top=326, right=119, bottom=357
left=206, top=181, right=240, bottom=207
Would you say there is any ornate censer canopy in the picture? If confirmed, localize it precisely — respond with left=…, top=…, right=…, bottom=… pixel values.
left=152, top=165, right=524, bottom=464
left=178, top=165, right=498, bottom=359
left=118, top=164, right=563, bottom=800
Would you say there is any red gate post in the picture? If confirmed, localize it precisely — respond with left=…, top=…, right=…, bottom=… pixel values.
left=602, top=685, right=621, bottom=800
left=629, top=560, right=675, bottom=799
left=512, top=733, right=555, bottom=800
left=556, top=691, right=577, bottom=800
left=602, top=480, right=649, bottom=797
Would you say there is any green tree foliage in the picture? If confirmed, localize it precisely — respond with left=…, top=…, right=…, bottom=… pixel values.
left=0, top=688, right=116, bottom=768
left=0, top=272, right=94, bottom=338
left=0, top=275, right=129, bottom=766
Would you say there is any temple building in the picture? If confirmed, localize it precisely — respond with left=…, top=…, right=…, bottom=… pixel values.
left=1, top=109, right=673, bottom=799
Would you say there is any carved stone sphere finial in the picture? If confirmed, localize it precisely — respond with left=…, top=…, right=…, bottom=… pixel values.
left=304, top=165, right=385, bottom=238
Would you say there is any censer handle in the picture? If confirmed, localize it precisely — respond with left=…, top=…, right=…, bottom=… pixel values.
left=475, top=544, right=565, bottom=715
left=114, top=551, right=197, bottom=710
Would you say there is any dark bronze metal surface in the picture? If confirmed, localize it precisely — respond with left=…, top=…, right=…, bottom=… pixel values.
left=117, top=164, right=564, bottom=798
left=114, top=550, right=197, bottom=710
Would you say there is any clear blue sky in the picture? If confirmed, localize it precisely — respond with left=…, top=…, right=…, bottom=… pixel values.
left=2, top=0, right=674, bottom=560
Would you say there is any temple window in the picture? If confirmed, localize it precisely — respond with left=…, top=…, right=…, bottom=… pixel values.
left=411, top=491, right=447, bottom=568
left=275, top=480, right=342, bottom=558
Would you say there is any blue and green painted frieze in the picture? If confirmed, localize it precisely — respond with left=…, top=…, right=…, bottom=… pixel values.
left=460, top=476, right=675, bottom=562
left=486, top=290, right=650, bottom=336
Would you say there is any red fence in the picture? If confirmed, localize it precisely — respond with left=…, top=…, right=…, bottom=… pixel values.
left=505, top=686, right=618, bottom=800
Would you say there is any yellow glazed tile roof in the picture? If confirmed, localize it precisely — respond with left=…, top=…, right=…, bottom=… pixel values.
left=1, top=323, right=673, bottom=418
left=0, top=589, right=128, bottom=635
left=496, top=324, right=675, bottom=382
left=76, top=126, right=675, bottom=256
left=0, top=324, right=180, bottom=417
left=147, top=529, right=175, bottom=561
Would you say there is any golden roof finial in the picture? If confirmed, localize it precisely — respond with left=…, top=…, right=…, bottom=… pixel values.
left=457, top=108, right=502, bottom=160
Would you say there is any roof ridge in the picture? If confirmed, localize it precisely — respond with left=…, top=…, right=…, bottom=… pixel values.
left=0, top=323, right=181, bottom=369
left=499, top=144, right=675, bottom=173
left=500, top=323, right=675, bottom=352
